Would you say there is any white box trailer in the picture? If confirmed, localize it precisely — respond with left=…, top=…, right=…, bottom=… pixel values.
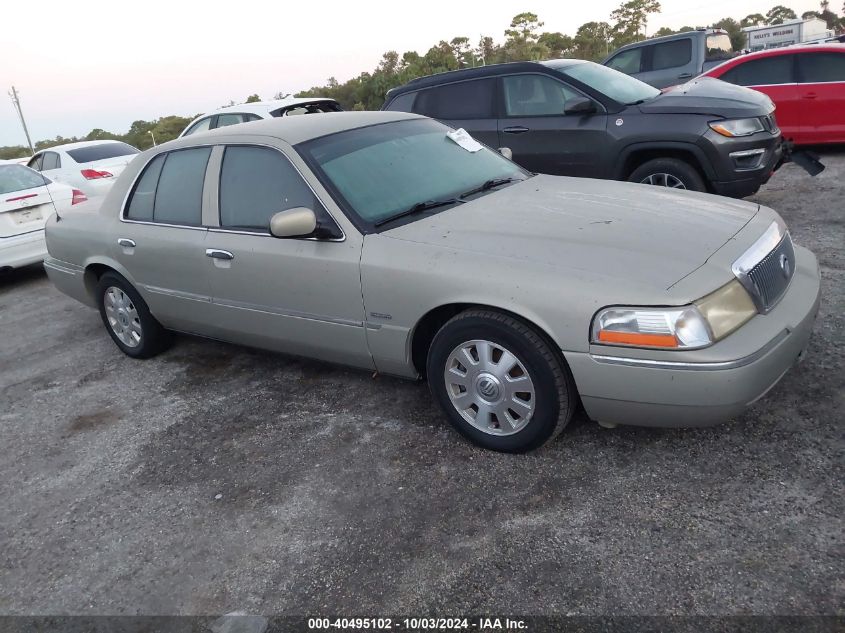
left=743, top=18, right=833, bottom=51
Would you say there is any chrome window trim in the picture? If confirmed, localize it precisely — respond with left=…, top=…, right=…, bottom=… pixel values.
left=119, top=142, right=346, bottom=243
left=590, top=329, right=789, bottom=371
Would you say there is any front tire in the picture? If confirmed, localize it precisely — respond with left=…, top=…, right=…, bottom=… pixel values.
left=96, top=271, right=170, bottom=358
left=426, top=309, right=576, bottom=452
left=628, top=157, right=706, bottom=192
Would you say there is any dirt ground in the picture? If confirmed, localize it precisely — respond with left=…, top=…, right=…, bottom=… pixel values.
left=1, top=152, right=842, bottom=616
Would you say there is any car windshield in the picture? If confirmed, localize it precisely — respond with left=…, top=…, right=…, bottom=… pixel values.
left=66, top=142, right=139, bottom=163
left=0, top=165, right=49, bottom=194
left=298, top=118, right=528, bottom=227
left=555, top=61, right=660, bottom=104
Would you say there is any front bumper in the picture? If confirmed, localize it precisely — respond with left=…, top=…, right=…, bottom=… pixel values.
left=0, top=229, right=47, bottom=270
left=565, top=245, right=821, bottom=428
left=702, top=129, right=783, bottom=198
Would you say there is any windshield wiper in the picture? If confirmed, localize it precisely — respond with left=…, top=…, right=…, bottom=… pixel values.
left=374, top=198, right=464, bottom=227
left=459, top=177, right=523, bottom=199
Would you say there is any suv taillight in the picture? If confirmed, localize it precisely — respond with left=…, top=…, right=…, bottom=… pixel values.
left=80, top=169, right=113, bottom=180
left=71, top=189, right=88, bottom=205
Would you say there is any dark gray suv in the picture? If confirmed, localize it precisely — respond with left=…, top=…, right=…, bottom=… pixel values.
left=382, top=60, right=783, bottom=198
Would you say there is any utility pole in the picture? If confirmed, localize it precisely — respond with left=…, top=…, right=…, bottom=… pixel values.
left=8, top=86, right=35, bottom=155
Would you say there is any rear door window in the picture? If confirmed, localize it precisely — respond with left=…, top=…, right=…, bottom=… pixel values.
left=502, top=74, right=582, bottom=116
left=66, top=142, right=139, bottom=163
left=797, top=52, right=845, bottom=83
left=126, top=148, right=210, bottom=225
left=650, top=38, right=692, bottom=71
left=412, top=79, right=496, bottom=119
left=719, top=55, right=795, bottom=86
left=606, top=47, right=643, bottom=74
left=218, top=145, right=320, bottom=231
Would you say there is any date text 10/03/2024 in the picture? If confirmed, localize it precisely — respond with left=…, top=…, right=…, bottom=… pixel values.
left=307, top=617, right=528, bottom=630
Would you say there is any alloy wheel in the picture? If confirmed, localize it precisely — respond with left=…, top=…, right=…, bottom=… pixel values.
left=640, top=172, right=686, bottom=188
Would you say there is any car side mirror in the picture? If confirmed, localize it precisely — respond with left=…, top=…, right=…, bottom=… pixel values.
left=269, top=207, right=317, bottom=238
left=498, top=147, right=513, bottom=160
left=564, top=97, right=596, bottom=115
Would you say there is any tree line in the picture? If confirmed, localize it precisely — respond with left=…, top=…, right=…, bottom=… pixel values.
left=2, top=1, right=842, bottom=160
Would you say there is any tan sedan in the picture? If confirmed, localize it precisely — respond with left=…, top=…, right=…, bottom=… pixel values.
left=44, top=112, right=820, bottom=451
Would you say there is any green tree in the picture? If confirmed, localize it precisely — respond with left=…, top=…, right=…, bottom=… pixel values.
left=538, top=31, right=573, bottom=58
left=652, top=26, right=675, bottom=37
left=503, top=12, right=549, bottom=60
left=610, top=0, right=662, bottom=47
left=245, top=94, right=261, bottom=103
left=765, top=5, right=798, bottom=24
left=572, top=21, right=613, bottom=60
left=741, top=13, right=766, bottom=26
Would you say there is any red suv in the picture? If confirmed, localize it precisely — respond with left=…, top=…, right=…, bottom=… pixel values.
left=701, top=44, right=845, bottom=145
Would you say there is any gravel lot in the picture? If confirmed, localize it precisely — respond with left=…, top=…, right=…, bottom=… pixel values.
left=1, top=153, right=842, bottom=617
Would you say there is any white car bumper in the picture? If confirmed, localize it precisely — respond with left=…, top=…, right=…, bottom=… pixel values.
left=0, top=229, right=47, bottom=270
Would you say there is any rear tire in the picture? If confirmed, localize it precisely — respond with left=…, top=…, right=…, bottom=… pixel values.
left=628, top=157, right=706, bottom=192
left=96, top=271, right=170, bottom=359
left=426, top=309, right=576, bottom=452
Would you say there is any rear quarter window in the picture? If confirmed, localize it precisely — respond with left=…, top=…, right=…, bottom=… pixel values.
left=67, top=142, right=139, bottom=163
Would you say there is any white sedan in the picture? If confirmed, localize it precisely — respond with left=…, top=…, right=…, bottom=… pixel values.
left=0, top=164, right=85, bottom=271
left=179, top=97, right=342, bottom=137
left=26, top=140, right=139, bottom=197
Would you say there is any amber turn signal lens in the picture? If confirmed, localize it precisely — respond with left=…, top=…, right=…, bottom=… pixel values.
left=597, top=331, right=679, bottom=348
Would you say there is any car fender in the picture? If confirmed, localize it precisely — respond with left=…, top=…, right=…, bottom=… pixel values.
left=613, top=141, right=717, bottom=181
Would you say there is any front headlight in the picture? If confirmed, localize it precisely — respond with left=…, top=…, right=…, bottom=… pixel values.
left=709, top=118, right=765, bottom=137
left=591, top=280, right=758, bottom=350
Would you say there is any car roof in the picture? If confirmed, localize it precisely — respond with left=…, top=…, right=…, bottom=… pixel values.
left=210, top=97, right=338, bottom=116
left=169, top=111, right=422, bottom=147
left=37, top=139, right=131, bottom=153
left=608, top=28, right=717, bottom=55
left=705, top=42, right=845, bottom=74
left=385, top=59, right=585, bottom=99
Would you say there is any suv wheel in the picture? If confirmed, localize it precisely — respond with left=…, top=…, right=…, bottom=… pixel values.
left=96, top=271, right=171, bottom=358
left=426, top=309, right=576, bottom=452
left=628, top=157, right=706, bottom=192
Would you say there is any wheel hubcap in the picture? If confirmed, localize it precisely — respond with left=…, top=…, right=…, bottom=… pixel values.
left=640, top=172, right=686, bottom=188
left=103, top=286, right=142, bottom=348
left=444, top=339, right=535, bottom=436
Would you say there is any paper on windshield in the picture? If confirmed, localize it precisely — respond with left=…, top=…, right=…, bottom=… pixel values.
left=446, top=128, right=483, bottom=153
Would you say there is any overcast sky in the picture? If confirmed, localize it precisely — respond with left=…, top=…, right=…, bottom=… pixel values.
left=0, top=0, right=821, bottom=146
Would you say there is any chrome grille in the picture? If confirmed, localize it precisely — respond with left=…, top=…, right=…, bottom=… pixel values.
left=742, top=233, right=795, bottom=313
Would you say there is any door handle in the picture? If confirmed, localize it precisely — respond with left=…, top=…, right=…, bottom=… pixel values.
left=677, top=72, right=692, bottom=79
left=117, top=238, right=135, bottom=248
left=502, top=126, right=530, bottom=134
left=205, top=249, right=234, bottom=260
left=802, top=92, right=818, bottom=99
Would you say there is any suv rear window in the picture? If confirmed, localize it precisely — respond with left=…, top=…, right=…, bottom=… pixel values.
left=66, top=142, right=139, bottom=163
left=720, top=55, right=795, bottom=86
left=413, top=79, right=495, bottom=119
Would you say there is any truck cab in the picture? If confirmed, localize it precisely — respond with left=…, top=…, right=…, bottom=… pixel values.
left=603, top=29, right=734, bottom=89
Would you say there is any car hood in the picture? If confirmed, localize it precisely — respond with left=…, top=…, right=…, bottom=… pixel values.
left=381, top=175, right=759, bottom=293
left=638, top=76, right=774, bottom=118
